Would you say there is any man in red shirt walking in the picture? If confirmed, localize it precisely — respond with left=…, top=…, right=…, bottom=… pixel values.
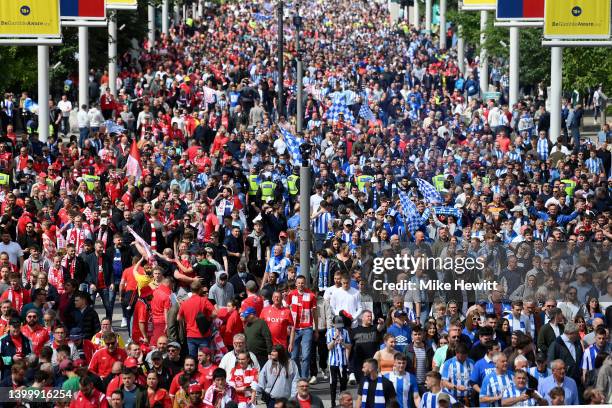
left=88, top=332, right=127, bottom=377
left=178, top=280, right=216, bottom=357
left=70, top=375, right=109, bottom=408
left=151, top=277, right=172, bottom=344
left=287, top=275, right=318, bottom=382
left=20, top=309, right=49, bottom=355
left=261, top=290, right=295, bottom=350
left=240, top=280, right=264, bottom=316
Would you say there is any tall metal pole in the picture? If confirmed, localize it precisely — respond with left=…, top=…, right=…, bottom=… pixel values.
left=509, top=26, right=519, bottom=108
left=456, top=1, right=464, bottom=74
left=277, top=0, right=285, bottom=118
left=192, top=1, right=196, bottom=19
left=425, top=0, right=432, bottom=33
left=78, top=26, right=89, bottom=108
left=197, top=0, right=203, bottom=18
left=299, top=165, right=311, bottom=286
left=295, top=8, right=303, bottom=133
left=439, top=0, right=446, bottom=49
left=414, top=0, right=419, bottom=29
left=479, top=10, right=489, bottom=96
left=148, top=4, right=155, bottom=48
left=174, top=3, right=180, bottom=24
left=37, top=46, right=50, bottom=143
left=549, top=47, right=562, bottom=144
left=162, top=0, right=169, bottom=35
left=108, top=12, right=118, bottom=97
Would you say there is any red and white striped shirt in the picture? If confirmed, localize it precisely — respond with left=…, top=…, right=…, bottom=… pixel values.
left=66, top=227, right=92, bottom=254
left=228, top=365, right=258, bottom=403
left=287, top=289, right=317, bottom=330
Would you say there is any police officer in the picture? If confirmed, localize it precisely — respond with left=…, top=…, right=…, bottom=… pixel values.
left=287, top=167, right=300, bottom=206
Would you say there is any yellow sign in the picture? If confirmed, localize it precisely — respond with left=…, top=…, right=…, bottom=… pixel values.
left=544, top=0, right=611, bottom=39
left=106, top=0, right=137, bottom=10
left=0, top=0, right=61, bottom=37
left=461, top=0, right=496, bottom=10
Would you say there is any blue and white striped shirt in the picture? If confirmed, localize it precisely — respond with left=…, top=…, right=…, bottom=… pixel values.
left=480, top=371, right=513, bottom=407
left=527, top=366, right=551, bottom=382
left=385, top=371, right=419, bottom=408
left=501, top=385, right=538, bottom=406
left=582, top=344, right=601, bottom=371
left=585, top=157, right=603, bottom=174
left=313, top=211, right=332, bottom=234
left=326, top=327, right=350, bottom=367
left=537, top=138, right=549, bottom=161
left=419, top=391, right=457, bottom=408
left=441, top=357, right=475, bottom=399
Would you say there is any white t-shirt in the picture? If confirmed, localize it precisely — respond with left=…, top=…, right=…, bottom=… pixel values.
left=58, top=100, right=73, bottom=117
left=0, top=241, right=23, bottom=267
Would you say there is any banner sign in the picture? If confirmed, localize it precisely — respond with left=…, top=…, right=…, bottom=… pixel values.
left=61, top=0, right=105, bottom=20
left=0, top=0, right=61, bottom=37
left=544, top=0, right=611, bottom=39
left=106, top=0, right=137, bottom=10
left=462, top=0, right=496, bottom=11
left=497, top=0, right=544, bottom=20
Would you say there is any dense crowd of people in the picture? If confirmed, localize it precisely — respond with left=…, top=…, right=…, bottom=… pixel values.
left=0, top=0, right=610, bottom=407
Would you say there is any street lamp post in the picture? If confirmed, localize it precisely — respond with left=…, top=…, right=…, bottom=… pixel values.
left=278, top=0, right=285, bottom=118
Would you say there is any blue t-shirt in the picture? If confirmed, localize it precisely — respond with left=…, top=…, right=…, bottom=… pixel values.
left=122, top=387, right=137, bottom=408
left=470, top=356, right=496, bottom=387
left=386, top=323, right=412, bottom=353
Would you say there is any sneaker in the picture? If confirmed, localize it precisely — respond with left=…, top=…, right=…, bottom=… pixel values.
left=348, top=372, right=357, bottom=385
left=121, top=317, right=127, bottom=328
left=322, top=369, right=329, bottom=380
left=308, top=375, right=317, bottom=385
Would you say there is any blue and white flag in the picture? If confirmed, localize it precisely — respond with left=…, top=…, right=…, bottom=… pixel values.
left=359, top=102, right=376, bottom=122
left=415, top=178, right=443, bottom=204
left=399, top=190, right=423, bottom=234
left=279, top=126, right=302, bottom=164
left=324, top=102, right=356, bottom=124
left=104, top=120, right=126, bottom=135
left=253, top=12, right=272, bottom=22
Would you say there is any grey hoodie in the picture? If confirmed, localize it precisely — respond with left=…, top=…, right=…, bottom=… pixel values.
left=209, top=274, right=234, bottom=307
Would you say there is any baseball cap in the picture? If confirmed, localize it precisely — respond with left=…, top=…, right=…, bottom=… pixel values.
left=151, top=351, right=163, bottom=360
left=69, top=327, right=84, bottom=340
left=188, top=383, right=202, bottom=394
left=124, top=357, right=139, bottom=368
left=241, top=307, right=257, bottom=319
left=536, top=352, right=547, bottom=362
left=394, top=310, right=408, bottom=318
left=333, top=316, right=344, bottom=328
left=167, top=341, right=181, bottom=349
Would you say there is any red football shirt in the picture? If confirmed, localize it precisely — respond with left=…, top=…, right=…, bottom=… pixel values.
left=178, top=294, right=215, bottom=338
left=286, top=289, right=316, bottom=330
left=260, top=305, right=294, bottom=348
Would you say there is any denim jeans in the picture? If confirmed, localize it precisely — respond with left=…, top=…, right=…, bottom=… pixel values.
left=108, top=279, right=124, bottom=322
left=291, top=327, right=313, bottom=379
left=187, top=337, right=210, bottom=357
left=79, top=127, right=90, bottom=148
left=96, top=288, right=112, bottom=321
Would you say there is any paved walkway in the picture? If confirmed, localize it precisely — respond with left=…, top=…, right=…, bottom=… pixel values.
left=97, top=300, right=345, bottom=407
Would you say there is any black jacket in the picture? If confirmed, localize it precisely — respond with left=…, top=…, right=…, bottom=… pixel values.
left=62, top=256, right=88, bottom=286
left=547, top=336, right=583, bottom=383
left=0, top=333, right=33, bottom=374
left=74, top=305, right=101, bottom=339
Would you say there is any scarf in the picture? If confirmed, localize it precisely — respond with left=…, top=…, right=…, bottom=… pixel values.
left=318, top=259, right=329, bottom=292
left=361, top=375, right=385, bottom=408
left=62, top=256, right=76, bottom=279
left=147, top=215, right=157, bottom=252
left=248, top=231, right=263, bottom=261
left=48, top=266, right=64, bottom=294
